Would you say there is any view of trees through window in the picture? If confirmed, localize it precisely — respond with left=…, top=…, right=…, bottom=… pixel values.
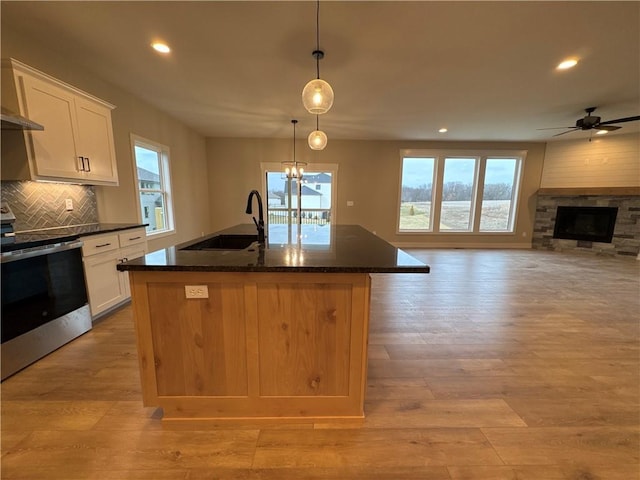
left=480, top=158, right=518, bottom=231
left=399, top=152, right=522, bottom=233
left=399, top=157, right=434, bottom=231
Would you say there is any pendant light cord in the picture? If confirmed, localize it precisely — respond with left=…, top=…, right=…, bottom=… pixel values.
left=292, top=119, right=297, bottom=161
left=316, top=0, right=320, bottom=79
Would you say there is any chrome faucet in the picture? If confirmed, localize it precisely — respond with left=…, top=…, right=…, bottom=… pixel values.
left=245, top=190, right=265, bottom=244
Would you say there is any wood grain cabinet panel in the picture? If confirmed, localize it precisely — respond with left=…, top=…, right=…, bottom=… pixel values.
left=257, top=283, right=351, bottom=397
left=147, top=282, right=248, bottom=397
left=128, top=271, right=371, bottom=423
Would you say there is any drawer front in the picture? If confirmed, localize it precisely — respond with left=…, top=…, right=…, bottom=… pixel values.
left=118, top=228, right=146, bottom=248
left=82, top=233, right=119, bottom=257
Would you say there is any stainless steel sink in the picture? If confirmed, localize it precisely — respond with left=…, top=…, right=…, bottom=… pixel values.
left=180, top=234, right=258, bottom=251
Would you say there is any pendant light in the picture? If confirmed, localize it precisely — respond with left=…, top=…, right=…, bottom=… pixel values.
left=308, top=115, right=328, bottom=150
left=302, top=0, right=334, bottom=115
left=282, top=119, right=307, bottom=179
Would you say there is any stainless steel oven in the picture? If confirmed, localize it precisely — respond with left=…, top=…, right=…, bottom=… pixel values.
left=1, top=239, right=91, bottom=380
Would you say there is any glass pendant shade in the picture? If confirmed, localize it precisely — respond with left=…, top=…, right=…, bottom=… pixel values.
left=302, top=78, right=334, bottom=115
left=308, top=129, right=328, bottom=150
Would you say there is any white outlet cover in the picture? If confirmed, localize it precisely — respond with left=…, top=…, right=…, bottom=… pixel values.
left=185, top=285, right=209, bottom=299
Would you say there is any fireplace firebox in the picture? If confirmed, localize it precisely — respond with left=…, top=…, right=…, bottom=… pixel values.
left=553, top=206, right=618, bottom=243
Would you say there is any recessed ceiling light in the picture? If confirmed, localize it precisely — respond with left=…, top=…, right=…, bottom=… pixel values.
left=596, top=129, right=608, bottom=135
left=557, top=58, right=578, bottom=70
left=152, top=42, right=171, bottom=54
left=438, top=128, right=448, bottom=133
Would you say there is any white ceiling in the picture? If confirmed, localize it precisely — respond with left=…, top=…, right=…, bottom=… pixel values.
left=2, top=1, right=639, bottom=142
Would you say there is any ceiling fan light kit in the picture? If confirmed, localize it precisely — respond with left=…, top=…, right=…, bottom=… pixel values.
left=541, top=106, right=640, bottom=138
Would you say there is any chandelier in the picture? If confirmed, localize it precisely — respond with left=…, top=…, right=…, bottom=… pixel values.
left=282, top=119, right=307, bottom=179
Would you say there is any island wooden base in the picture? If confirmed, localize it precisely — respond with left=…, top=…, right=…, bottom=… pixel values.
left=128, top=271, right=371, bottom=423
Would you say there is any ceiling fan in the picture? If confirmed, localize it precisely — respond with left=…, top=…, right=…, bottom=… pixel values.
left=540, top=107, right=640, bottom=137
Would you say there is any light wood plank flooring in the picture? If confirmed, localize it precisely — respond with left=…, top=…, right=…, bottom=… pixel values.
left=2, top=249, right=639, bottom=479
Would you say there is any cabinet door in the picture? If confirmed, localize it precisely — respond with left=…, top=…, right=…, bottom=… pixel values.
left=18, top=73, right=84, bottom=180
left=75, top=97, right=119, bottom=185
left=83, top=249, right=127, bottom=318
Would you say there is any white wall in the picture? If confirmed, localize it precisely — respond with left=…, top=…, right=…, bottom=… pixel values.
left=207, top=137, right=547, bottom=248
left=1, top=24, right=213, bottom=252
left=541, top=133, right=640, bottom=188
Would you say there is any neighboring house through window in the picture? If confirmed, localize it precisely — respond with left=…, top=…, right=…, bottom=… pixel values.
left=131, top=134, right=174, bottom=236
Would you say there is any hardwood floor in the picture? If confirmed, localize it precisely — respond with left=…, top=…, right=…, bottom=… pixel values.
left=2, top=249, right=638, bottom=479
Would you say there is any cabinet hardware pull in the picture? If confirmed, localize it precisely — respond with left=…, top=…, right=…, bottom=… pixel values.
left=78, top=156, right=85, bottom=171
left=129, top=236, right=141, bottom=241
left=95, top=243, right=111, bottom=248
left=85, top=157, right=91, bottom=172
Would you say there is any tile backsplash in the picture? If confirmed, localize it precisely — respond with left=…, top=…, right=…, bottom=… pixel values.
left=1, top=181, right=98, bottom=232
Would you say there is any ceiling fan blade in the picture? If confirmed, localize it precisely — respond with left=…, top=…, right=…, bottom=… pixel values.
left=552, top=129, right=578, bottom=137
left=536, top=127, right=574, bottom=130
left=595, top=125, right=621, bottom=132
left=599, top=115, right=640, bottom=126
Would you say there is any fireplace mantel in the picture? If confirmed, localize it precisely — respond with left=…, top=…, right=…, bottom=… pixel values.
left=537, top=187, right=640, bottom=196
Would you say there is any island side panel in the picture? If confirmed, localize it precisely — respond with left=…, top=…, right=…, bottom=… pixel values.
left=128, top=271, right=371, bottom=422
left=130, top=271, right=251, bottom=403
left=146, top=280, right=249, bottom=396
left=129, top=271, right=159, bottom=406
left=350, top=273, right=371, bottom=416
left=256, top=282, right=352, bottom=397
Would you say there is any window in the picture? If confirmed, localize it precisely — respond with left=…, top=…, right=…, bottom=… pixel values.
left=399, top=156, right=435, bottom=231
left=440, top=157, right=477, bottom=231
left=131, top=135, right=174, bottom=236
left=262, top=163, right=338, bottom=245
left=479, top=158, right=519, bottom=232
left=398, top=150, right=523, bottom=234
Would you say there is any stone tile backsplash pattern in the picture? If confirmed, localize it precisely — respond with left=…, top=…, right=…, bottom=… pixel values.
left=1, top=181, right=98, bottom=232
left=533, top=195, right=640, bottom=258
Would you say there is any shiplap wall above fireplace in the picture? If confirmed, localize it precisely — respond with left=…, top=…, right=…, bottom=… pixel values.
left=541, top=133, right=639, bottom=190
left=533, top=132, right=639, bottom=258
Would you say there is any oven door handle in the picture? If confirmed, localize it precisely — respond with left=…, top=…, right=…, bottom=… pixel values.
left=1, top=240, right=84, bottom=263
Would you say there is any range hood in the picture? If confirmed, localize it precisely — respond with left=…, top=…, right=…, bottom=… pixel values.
left=1, top=111, right=44, bottom=131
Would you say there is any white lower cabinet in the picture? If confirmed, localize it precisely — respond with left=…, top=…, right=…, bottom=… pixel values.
left=82, top=228, right=147, bottom=318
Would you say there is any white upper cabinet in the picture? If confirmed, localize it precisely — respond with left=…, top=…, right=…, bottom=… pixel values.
left=1, top=58, right=119, bottom=185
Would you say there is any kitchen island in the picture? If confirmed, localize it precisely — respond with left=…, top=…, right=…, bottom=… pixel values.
left=118, top=224, right=429, bottom=424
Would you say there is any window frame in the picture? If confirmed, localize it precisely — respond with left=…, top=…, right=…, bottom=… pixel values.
left=397, top=149, right=525, bottom=235
left=130, top=134, right=175, bottom=238
left=261, top=162, right=339, bottom=227
left=397, top=154, right=437, bottom=232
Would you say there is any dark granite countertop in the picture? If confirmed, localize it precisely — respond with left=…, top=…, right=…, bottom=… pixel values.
left=117, top=224, right=430, bottom=274
left=1, top=223, right=147, bottom=253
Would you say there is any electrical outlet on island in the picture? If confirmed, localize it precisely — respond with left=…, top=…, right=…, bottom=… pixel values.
left=185, top=285, right=209, bottom=299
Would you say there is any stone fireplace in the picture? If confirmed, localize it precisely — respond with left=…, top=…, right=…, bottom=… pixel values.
left=532, top=188, right=640, bottom=258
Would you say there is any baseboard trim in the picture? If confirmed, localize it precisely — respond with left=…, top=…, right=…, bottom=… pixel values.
left=393, top=242, right=532, bottom=249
